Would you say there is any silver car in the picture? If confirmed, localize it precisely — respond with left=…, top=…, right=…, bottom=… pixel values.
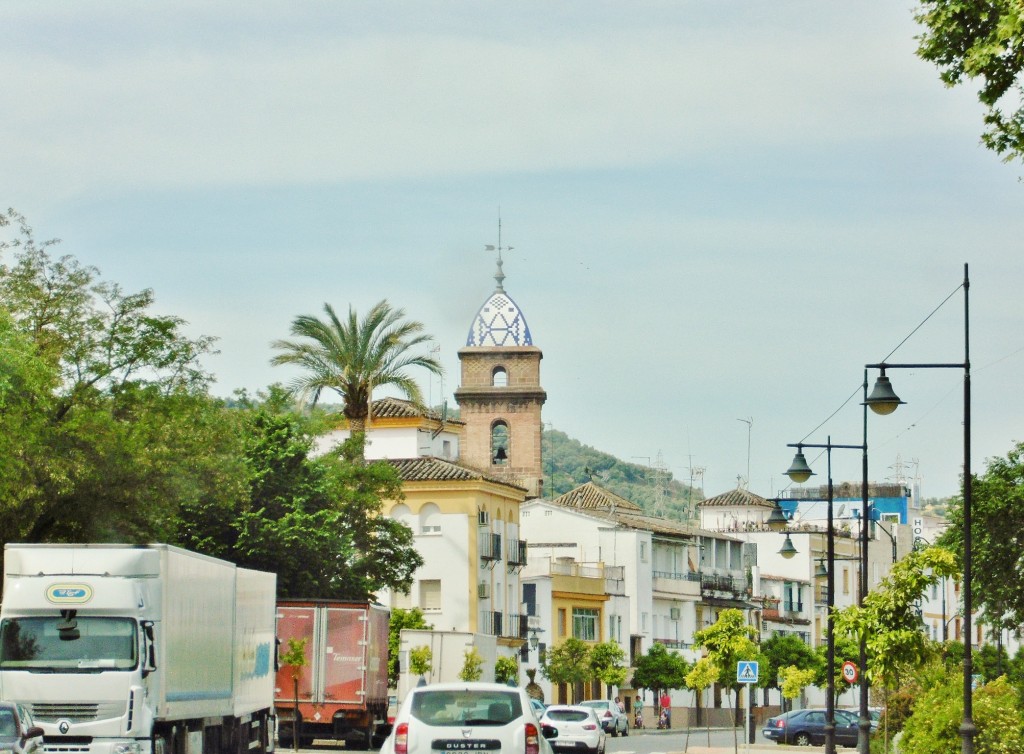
left=577, top=700, right=628, bottom=737
left=380, top=682, right=555, bottom=754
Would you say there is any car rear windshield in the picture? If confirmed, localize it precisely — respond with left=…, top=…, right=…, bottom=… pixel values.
left=411, top=690, right=523, bottom=727
left=546, top=710, right=590, bottom=723
left=580, top=701, right=609, bottom=710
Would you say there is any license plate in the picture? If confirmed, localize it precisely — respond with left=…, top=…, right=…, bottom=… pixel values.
left=432, top=740, right=500, bottom=751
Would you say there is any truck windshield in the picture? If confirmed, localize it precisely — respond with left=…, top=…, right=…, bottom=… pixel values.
left=0, top=617, right=137, bottom=671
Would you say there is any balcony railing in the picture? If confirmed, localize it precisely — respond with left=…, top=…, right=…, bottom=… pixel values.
left=480, top=533, right=502, bottom=561
left=480, top=610, right=503, bottom=636
left=654, top=638, right=693, bottom=650
left=506, top=539, right=527, bottom=567
left=503, top=613, right=529, bottom=640
left=653, top=570, right=702, bottom=582
left=700, top=573, right=747, bottom=598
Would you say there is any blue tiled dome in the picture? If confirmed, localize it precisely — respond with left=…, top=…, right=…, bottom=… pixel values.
left=466, top=290, right=533, bottom=347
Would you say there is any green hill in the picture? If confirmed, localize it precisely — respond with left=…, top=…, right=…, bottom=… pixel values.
left=541, top=428, right=702, bottom=520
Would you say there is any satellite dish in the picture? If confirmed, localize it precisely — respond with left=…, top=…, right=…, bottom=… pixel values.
left=837, top=504, right=846, bottom=518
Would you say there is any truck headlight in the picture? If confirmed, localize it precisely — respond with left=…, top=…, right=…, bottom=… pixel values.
left=112, top=742, right=142, bottom=754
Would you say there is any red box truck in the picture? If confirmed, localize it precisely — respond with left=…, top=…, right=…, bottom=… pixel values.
left=275, top=601, right=390, bottom=750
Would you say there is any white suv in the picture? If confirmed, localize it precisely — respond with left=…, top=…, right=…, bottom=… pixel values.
left=380, top=682, right=556, bottom=754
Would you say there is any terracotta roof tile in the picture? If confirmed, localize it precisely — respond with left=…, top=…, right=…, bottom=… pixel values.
left=699, top=488, right=776, bottom=509
left=387, top=457, right=524, bottom=490
left=550, top=481, right=643, bottom=511
left=370, top=397, right=465, bottom=424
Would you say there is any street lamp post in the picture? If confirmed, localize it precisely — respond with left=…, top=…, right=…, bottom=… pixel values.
left=864, top=264, right=972, bottom=754
left=785, top=437, right=865, bottom=754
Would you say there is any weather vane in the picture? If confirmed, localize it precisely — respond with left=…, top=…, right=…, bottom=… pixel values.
left=484, top=210, right=513, bottom=291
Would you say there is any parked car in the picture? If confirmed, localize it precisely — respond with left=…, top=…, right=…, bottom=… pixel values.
left=540, top=705, right=606, bottom=754
left=379, top=682, right=556, bottom=754
left=762, top=707, right=859, bottom=747
left=0, top=702, right=44, bottom=754
left=577, top=700, right=628, bottom=737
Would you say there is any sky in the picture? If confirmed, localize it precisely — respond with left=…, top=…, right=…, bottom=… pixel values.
left=3, top=1, right=1023, bottom=502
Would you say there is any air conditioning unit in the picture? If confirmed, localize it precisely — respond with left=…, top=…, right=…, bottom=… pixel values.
left=478, top=510, right=490, bottom=526
left=669, top=608, right=681, bottom=620
left=478, top=583, right=490, bottom=599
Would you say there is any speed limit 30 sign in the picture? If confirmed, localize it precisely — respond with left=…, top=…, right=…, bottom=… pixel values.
left=841, top=660, right=859, bottom=684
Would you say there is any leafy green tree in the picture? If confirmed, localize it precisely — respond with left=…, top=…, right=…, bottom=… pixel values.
left=270, top=300, right=442, bottom=442
left=589, top=641, right=628, bottom=698
left=176, top=405, right=423, bottom=600
left=901, top=668, right=1024, bottom=754
left=780, top=665, right=817, bottom=707
left=915, top=0, right=1024, bottom=163
left=280, top=637, right=309, bottom=752
left=940, top=441, right=1024, bottom=630
left=834, top=545, right=958, bottom=686
left=389, top=608, right=432, bottom=688
left=685, top=657, right=718, bottom=747
left=495, top=655, right=519, bottom=685
left=632, top=642, right=690, bottom=698
left=409, top=646, right=432, bottom=678
left=459, top=647, right=484, bottom=682
left=693, top=609, right=758, bottom=747
left=1, top=210, right=238, bottom=545
left=542, top=638, right=592, bottom=702
left=760, top=634, right=820, bottom=708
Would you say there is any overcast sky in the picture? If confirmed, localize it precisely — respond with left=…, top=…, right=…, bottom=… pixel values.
left=4, top=1, right=1022, bottom=501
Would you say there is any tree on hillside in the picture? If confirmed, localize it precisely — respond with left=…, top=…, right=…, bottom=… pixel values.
left=1, top=209, right=238, bottom=545
left=270, top=300, right=442, bottom=446
left=915, top=0, right=1024, bottom=164
left=940, top=441, right=1024, bottom=630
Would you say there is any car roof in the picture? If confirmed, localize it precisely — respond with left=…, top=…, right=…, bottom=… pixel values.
left=411, top=682, right=525, bottom=693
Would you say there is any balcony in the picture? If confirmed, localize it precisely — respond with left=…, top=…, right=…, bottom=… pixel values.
left=480, top=533, right=502, bottom=564
left=652, top=570, right=701, bottom=599
left=503, top=612, right=529, bottom=640
left=506, top=539, right=527, bottom=572
left=654, top=638, right=693, bottom=650
left=480, top=610, right=503, bottom=636
left=700, top=573, right=746, bottom=598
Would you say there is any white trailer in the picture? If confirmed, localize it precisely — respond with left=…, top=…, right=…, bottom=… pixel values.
left=0, top=544, right=276, bottom=754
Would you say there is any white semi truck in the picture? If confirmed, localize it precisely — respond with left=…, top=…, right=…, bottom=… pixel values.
left=0, top=544, right=277, bottom=754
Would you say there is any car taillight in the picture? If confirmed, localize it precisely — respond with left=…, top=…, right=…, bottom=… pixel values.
left=395, top=722, right=409, bottom=754
left=603, top=711, right=612, bottom=718
left=582, top=724, right=597, bottom=730
left=775, top=719, right=786, bottom=729
left=525, top=722, right=540, bottom=754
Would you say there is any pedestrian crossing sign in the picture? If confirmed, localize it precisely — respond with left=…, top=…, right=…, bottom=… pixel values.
left=737, top=660, right=759, bottom=683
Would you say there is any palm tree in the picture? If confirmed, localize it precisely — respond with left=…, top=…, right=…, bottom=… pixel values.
left=270, top=300, right=443, bottom=436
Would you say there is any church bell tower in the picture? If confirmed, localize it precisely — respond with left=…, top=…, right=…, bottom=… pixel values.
left=455, top=243, right=546, bottom=498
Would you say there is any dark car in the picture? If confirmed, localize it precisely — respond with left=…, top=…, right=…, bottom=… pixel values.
left=0, top=702, right=44, bottom=754
left=762, top=708, right=860, bottom=747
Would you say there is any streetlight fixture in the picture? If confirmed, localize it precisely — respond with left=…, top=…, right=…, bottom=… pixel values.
left=864, top=264, right=972, bottom=754
left=785, top=436, right=865, bottom=754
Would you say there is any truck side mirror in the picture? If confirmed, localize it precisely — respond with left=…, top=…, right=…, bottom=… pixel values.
left=141, top=620, right=157, bottom=677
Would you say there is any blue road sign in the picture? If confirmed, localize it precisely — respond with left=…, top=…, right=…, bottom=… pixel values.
left=737, top=660, right=759, bottom=684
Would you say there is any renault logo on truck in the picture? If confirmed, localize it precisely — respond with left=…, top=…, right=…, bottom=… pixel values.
left=58, top=720, right=72, bottom=734
left=45, top=584, right=94, bottom=604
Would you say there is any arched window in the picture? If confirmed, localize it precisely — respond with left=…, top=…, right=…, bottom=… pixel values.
left=491, top=421, right=510, bottom=465
left=492, top=366, right=508, bottom=387
left=420, top=503, right=442, bottom=534
left=390, top=504, right=413, bottom=527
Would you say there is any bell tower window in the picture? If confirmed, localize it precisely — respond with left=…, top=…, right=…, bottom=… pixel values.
left=492, top=366, right=508, bottom=387
left=491, top=421, right=510, bottom=465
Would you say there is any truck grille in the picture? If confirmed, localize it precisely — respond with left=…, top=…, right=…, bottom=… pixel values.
left=32, top=703, right=125, bottom=722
